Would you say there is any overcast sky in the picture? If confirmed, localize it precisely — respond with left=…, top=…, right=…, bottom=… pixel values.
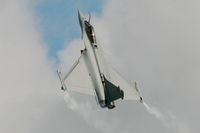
left=0, top=0, right=200, bottom=133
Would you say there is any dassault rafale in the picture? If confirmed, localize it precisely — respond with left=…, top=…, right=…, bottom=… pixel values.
left=57, top=10, right=143, bottom=109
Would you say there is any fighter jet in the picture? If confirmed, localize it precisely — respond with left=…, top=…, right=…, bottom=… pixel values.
left=57, top=10, right=143, bottom=109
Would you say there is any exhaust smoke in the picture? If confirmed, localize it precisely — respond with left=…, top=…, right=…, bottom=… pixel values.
left=63, top=92, right=120, bottom=133
left=143, top=102, right=190, bottom=133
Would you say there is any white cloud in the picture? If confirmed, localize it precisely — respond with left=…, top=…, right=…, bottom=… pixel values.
left=99, top=0, right=200, bottom=132
left=59, top=0, right=200, bottom=133
left=0, top=1, right=63, bottom=133
left=58, top=39, right=84, bottom=74
left=1, top=0, right=199, bottom=133
left=0, top=1, right=102, bottom=133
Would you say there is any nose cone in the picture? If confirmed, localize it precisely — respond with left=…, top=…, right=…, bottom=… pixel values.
left=78, top=9, right=85, bottom=27
left=78, top=10, right=85, bottom=20
left=78, top=9, right=85, bottom=38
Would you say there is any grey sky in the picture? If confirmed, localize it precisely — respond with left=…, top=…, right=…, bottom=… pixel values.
left=1, top=0, right=199, bottom=133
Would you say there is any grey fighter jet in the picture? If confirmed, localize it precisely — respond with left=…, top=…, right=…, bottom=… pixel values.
left=57, top=10, right=143, bottom=109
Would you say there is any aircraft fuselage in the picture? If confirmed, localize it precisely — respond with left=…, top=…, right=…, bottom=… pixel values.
left=78, top=11, right=116, bottom=109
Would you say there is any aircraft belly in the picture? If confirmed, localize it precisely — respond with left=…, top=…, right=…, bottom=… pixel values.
left=85, top=43, right=105, bottom=103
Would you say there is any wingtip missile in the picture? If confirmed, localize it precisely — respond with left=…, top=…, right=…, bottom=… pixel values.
left=140, top=97, right=143, bottom=103
left=57, top=70, right=67, bottom=91
left=134, top=82, right=143, bottom=103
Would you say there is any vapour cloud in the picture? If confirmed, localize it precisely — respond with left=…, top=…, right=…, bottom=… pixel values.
left=64, top=92, right=121, bottom=133
left=0, top=1, right=63, bottom=132
left=59, top=0, right=200, bottom=133
left=143, top=102, right=191, bottom=133
left=1, top=0, right=199, bottom=133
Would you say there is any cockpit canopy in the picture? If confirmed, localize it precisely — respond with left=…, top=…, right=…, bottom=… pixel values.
left=84, top=21, right=96, bottom=43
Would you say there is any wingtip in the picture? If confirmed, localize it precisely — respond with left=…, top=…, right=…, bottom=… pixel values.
left=140, top=97, right=143, bottom=103
left=133, top=82, right=143, bottom=103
